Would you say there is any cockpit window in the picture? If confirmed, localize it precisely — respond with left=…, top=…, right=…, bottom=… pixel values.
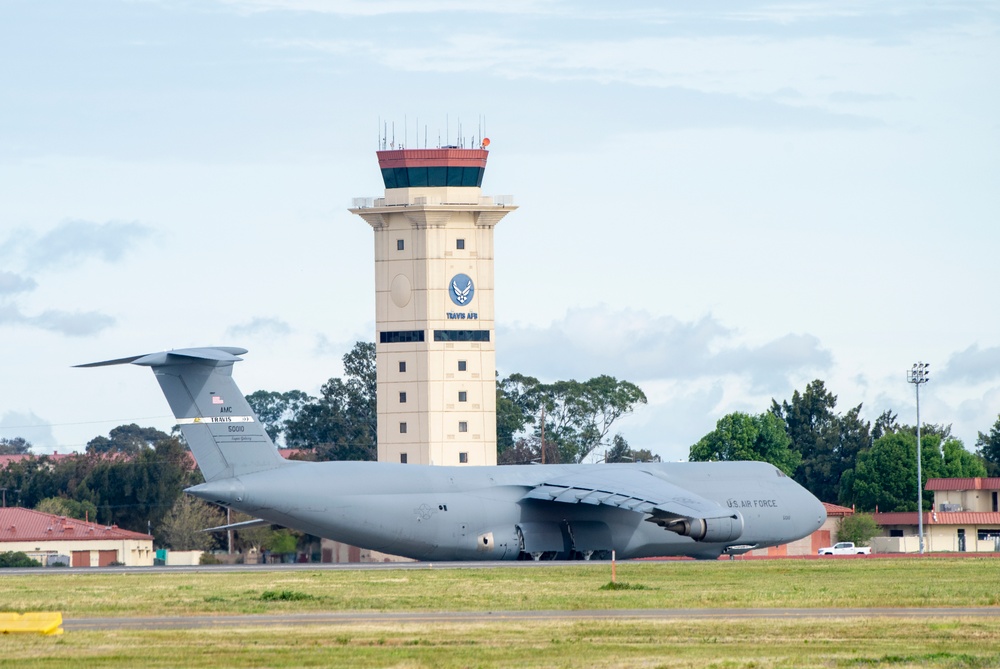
left=775, top=468, right=787, bottom=478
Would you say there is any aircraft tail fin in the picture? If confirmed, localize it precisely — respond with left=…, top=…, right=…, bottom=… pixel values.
left=77, top=347, right=289, bottom=482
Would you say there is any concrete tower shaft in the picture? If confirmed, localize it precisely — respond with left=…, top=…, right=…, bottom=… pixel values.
left=350, top=147, right=516, bottom=466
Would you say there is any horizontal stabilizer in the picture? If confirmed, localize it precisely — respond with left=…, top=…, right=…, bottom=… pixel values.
left=75, top=347, right=248, bottom=368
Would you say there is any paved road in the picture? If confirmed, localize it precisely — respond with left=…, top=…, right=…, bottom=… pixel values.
left=63, top=607, right=1000, bottom=631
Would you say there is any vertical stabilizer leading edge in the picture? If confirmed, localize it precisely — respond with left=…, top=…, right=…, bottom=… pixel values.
left=76, top=347, right=289, bottom=481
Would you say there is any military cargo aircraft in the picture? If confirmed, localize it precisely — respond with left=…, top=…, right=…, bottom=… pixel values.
left=79, top=347, right=826, bottom=560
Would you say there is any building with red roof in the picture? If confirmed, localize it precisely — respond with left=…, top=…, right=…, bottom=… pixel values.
left=745, top=502, right=856, bottom=557
left=873, top=477, right=1000, bottom=553
left=0, top=507, right=153, bottom=567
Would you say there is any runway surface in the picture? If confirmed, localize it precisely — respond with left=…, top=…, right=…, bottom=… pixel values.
left=64, top=607, right=1000, bottom=631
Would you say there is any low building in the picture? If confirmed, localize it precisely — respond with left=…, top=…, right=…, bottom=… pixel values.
left=746, top=502, right=854, bottom=557
left=319, top=538, right=413, bottom=563
left=873, top=477, right=1000, bottom=553
left=0, top=507, right=154, bottom=567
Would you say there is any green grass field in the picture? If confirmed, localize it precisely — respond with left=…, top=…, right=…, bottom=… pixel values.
left=2, top=558, right=999, bottom=668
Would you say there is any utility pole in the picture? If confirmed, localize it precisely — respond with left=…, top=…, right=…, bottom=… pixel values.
left=907, top=362, right=930, bottom=554
left=540, top=406, right=546, bottom=464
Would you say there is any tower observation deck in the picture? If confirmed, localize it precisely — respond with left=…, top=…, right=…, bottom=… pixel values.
left=350, top=145, right=516, bottom=466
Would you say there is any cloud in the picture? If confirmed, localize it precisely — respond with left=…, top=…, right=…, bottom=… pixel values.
left=0, top=271, right=37, bottom=295
left=0, top=220, right=150, bottom=337
left=0, top=411, right=56, bottom=451
left=220, top=0, right=556, bottom=17
left=711, top=333, right=833, bottom=392
left=227, top=316, right=293, bottom=339
left=497, top=305, right=831, bottom=393
left=941, top=344, right=1000, bottom=385
left=30, top=310, right=116, bottom=337
left=828, top=91, right=902, bottom=104
left=0, top=303, right=115, bottom=336
left=20, top=220, right=153, bottom=270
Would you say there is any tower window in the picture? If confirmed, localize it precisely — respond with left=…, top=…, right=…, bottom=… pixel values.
left=459, top=452, right=468, bottom=464
left=458, top=391, right=467, bottom=402
left=458, top=360, right=467, bottom=371
left=400, top=422, right=407, bottom=434
left=458, top=421, right=468, bottom=433
left=397, top=239, right=404, bottom=251
left=399, top=392, right=407, bottom=403
left=400, top=453, right=408, bottom=464
left=434, top=330, right=490, bottom=342
left=456, top=239, right=465, bottom=250
left=381, top=330, right=424, bottom=344
left=399, top=361, right=407, bottom=373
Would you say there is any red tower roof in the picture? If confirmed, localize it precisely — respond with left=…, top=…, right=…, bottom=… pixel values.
left=376, top=148, right=489, bottom=170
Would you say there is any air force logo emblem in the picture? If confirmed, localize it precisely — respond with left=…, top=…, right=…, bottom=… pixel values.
left=449, top=273, right=475, bottom=306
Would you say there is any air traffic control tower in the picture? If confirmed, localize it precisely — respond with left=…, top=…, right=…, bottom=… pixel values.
left=350, top=142, right=515, bottom=466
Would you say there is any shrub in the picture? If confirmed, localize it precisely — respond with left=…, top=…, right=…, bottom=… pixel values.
left=0, top=551, right=42, bottom=568
left=839, top=513, right=879, bottom=546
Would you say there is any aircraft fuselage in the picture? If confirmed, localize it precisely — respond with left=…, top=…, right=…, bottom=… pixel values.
left=190, top=459, right=825, bottom=561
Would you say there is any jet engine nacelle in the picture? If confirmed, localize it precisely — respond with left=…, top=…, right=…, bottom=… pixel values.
left=651, top=513, right=744, bottom=543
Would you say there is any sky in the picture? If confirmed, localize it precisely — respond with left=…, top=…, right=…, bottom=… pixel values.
left=1, top=0, right=998, bottom=462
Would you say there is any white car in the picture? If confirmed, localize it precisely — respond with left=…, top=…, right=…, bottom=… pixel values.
left=818, top=541, right=871, bottom=555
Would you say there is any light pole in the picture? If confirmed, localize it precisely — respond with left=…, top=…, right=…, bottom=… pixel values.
left=907, top=362, right=930, bottom=554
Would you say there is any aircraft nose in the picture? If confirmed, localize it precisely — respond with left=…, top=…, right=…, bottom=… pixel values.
left=806, top=493, right=827, bottom=533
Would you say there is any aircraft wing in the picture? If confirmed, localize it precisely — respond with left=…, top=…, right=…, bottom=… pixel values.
left=522, top=467, right=743, bottom=542
left=522, top=467, right=720, bottom=516
left=201, top=518, right=273, bottom=533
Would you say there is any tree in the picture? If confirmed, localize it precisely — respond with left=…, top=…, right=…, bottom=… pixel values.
left=497, top=373, right=647, bottom=463
left=80, top=436, right=192, bottom=532
left=849, top=432, right=918, bottom=512
left=690, top=412, right=801, bottom=477
left=342, top=341, right=377, bottom=437
left=496, top=373, right=541, bottom=454
left=157, top=495, right=223, bottom=551
left=848, top=432, right=946, bottom=512
left=0, top=437, right=31, bottom=455
left=771, top=380, right=841, bottom=500
left=283, top=342, right=377, bottom=461
left=604, top=435, right=661, bottom=464
left=941, top=438, right=987, bottom=478
left=266, top=529, right=299, bottom=557
left=497, top=437, right=539, bottom=465
left=35, top=496, right=97, bottom=521
left=0, top=454, right=80, bottom=510
left=87, top=424, right=171, bottom=455
left=871, top=410, right=899, bottom=442
left=245, top=390, right=311, bottom=444
left=604, top=434, right=632, bottom=463
left=771, top=381, right=877, bottom=504
left=629, top=448, right=661, bottom=463
left=975, top=414, right=1000, bottom=477
left=838, top=513, right=878, bottom=547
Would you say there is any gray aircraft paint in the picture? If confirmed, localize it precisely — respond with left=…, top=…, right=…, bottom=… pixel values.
left=79, top=348, right=826, bottom=561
